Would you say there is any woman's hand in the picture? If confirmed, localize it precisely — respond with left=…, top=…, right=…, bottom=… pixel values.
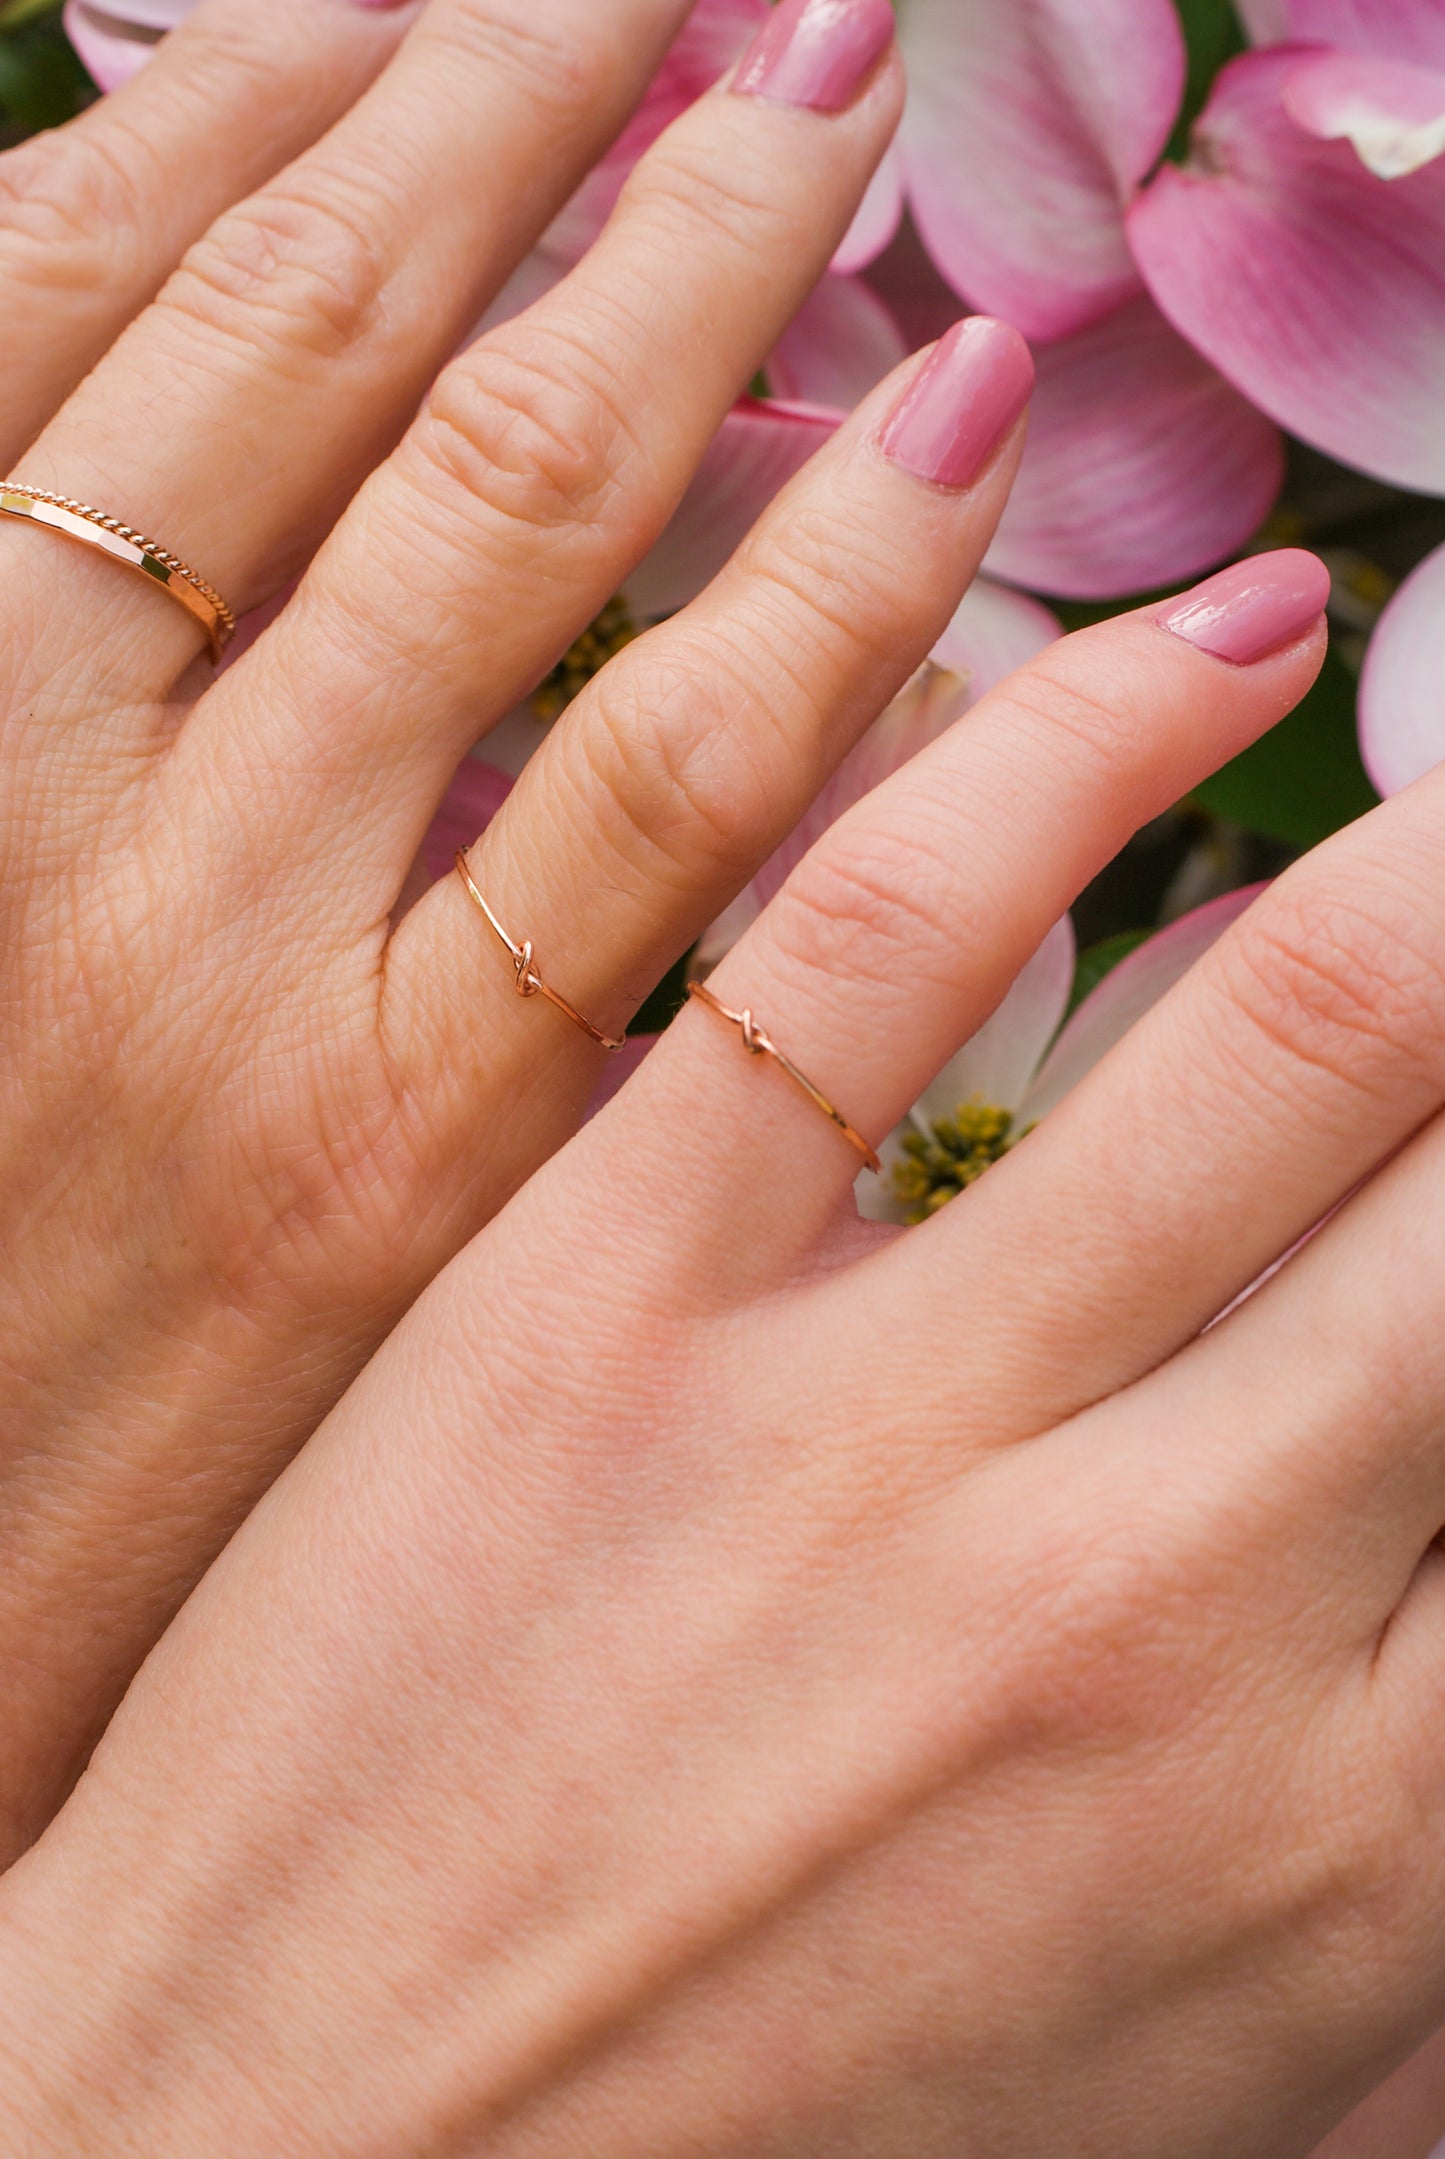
left=10, top=556, right=1434, bottom=2159
left=0, top=0, right=1049, bottom=1853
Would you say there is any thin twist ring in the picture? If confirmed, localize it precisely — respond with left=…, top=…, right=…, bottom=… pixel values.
left=687, top=979, right=881, bottom=1173
left=454, top=853, right=626, bottom=1054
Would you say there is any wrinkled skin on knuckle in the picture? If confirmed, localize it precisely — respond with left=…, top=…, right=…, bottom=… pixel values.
left=577, top=635, right=776, bottom=887
left=619, top=126, right=810, bottom=268
left=415, top=323, right=638, bottom=550
left=430, top=3, right=603, bottom=143
left=768, top=818, right=961, bottom=1002
left=161, top=178, right=392, bottom=366
left=0, top=124, right=151, bottom=298
left=1219, top=862, right=1445, bottom=1111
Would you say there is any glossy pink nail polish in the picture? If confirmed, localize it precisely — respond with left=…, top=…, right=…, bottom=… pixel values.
left=878, top=318, right=1035, bottom=490
left=732, top=0, right=895, bottom=114
left=1157, top=550, right=1331, bottom=664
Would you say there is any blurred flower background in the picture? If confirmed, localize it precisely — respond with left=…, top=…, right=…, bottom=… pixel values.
left=6, top=0, right=1444, bottom=1103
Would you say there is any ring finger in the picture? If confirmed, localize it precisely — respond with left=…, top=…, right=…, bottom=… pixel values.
left=610, top=553, right=1332, bottom=1283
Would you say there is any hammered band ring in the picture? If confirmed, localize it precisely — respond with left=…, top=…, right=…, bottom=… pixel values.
left=0, top=485, right=237, bottom=661
left=686, top=979, right=881, bottom=1173
left=454, top=852, right=627, bottom=1054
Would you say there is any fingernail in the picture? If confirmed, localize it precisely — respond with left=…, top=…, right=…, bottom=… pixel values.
left=732, top=0, right=895, bottom=114
left=878, top=318, right=1035, bottom=490
left=1157, top=550, right=1332, bottom=664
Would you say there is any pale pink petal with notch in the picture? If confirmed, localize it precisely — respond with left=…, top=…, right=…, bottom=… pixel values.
left=1129, top=50, right=1445, bottom=494
left=985, top=295, right=1283, bottom=600
left=832, top=146, right=907, bottom=275
left=912, top=914, right=1077, bottom=1128
left=625, top=397, right=842, bottom=620
left=1358, top=538, right=1445, bottom=797
left=896, top=0, right=1185, bottom=340
left=1284, top=50, right=1445, bottom=178
left=767, top=274, right=909, bottom=409
left=1283, top=0, right=1445, bottom=68
left=1020, top=886, right=1264, bottom=1125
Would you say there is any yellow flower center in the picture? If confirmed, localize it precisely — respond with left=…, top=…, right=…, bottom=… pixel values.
left=890, top=1098, right=1025, bottom=1225
left=532, top=595, right=640, bottom=720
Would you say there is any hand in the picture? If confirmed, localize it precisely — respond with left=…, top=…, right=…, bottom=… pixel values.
left=0, top=0, right=1043, bottom=1854
left=10, top=555, right=1431, bottom=2159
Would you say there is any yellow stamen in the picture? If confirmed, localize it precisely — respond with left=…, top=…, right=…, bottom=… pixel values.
left=532, top=595, right=640, bottom=720
left=890, top=1098, right=1026, bottom=1225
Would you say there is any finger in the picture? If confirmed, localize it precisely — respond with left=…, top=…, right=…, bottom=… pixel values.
left=2, top=0, right=700, bottom=710
left=382, top=320, right=1031, bottom=1169
left=0, top=0, right=416, bottom=471
left=916, top=760, right=1445, bottom=1434
left=604, top=554, right=1331, bottom=1280
left=189, top=0, right=903, bottom=864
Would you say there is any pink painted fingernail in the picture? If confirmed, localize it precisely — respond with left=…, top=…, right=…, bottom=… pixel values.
left=732, top=0, right=895, bottom=114
left=1157, top=550, right=1332, bottom=665
left=878, top=318, right=1035, bottom=490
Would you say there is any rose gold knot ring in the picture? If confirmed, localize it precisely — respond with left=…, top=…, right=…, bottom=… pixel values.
left=454, top=852, right=626, bottom=1054
left=0, top=484, right=236, bottom=661
left=687, top=978, right=880, bottom=1173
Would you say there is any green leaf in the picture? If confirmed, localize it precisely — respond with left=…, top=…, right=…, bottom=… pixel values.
left=1189, top=645, right=1380, bottom=851
left=631, top=948, right=694, bottom=1037
left=1067, top=930, right=1151, bottom=1018
left=1165, top=0, right=1247, bottom=162
left=0, top=14, right=93, bottom=132
left=0, top=0, right=65, bottom=30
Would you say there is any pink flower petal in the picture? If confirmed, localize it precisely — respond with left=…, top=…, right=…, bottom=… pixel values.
left=1284, top=50, right=1445, bottom=178
left=1281, top=0, right=1445, bottom=69
left=420, top=758, right=515, bottom=886
left=832, top=147, right=907, bottom=276
left=931, top=575, right=1063, bottom=694
left=913, top=914, right=1077, bottom=1125
left=544, top=0, right=766, bottom=262
left=984, top=296, right=1284, bottom=600
left=64, top=0, right=171, bottom=87
left=1129, top=50, right=1445, bottom=494
left=1020, top=886, right=1264, bottom=1124
left=1357, top=537, right=1445, bottom=796
left=625, top=397, right=842, bottom=620
left=896, top=0, right=1186, bottom=340
left=861, top=222, right=968, bottom=352
left=767, top=275, right=909, bottom=409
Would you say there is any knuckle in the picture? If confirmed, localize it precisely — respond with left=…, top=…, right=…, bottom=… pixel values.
left=620, top=132, right=803, bottom=262
left=769, top=817, right=957, bottom=994
left=431, top=6, right=599, bottom=134
left=162, top=180, right=389, bottom=362
left=1221, top=866, right=1445, bottom=1103
left=581, top=635, right=774, bottom=882
left=415, top=323, right=637, bottom=542
left=0, top=123, right=149, bottom=293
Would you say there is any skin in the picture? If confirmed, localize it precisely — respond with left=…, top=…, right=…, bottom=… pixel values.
left=0, top=0, right=1048, bottom=1855
left=9, top=588, right=1445, bottom=2155
left=2, top=2, right=1444, bottom=2148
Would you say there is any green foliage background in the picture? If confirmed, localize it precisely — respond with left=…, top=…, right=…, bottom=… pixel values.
left=3, top=0, right=1440, bottom=1010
